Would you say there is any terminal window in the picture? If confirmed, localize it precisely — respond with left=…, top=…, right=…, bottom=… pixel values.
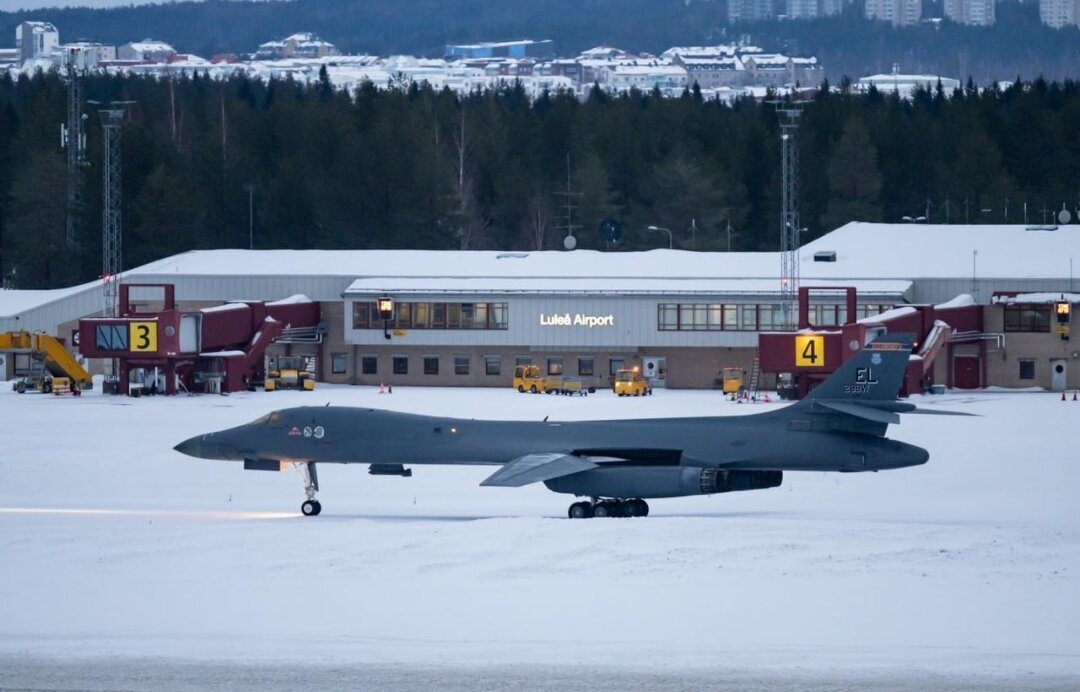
left=361, top=356, right=377, bottom=375
left=424, top=356, right=439, bottom=375
left=1004, top=305, right=1051, bottom=332
left=354, top=301, right=509, bottom=330
left=578, top=357, right=594, bottom=376
left=454, top=355, right=470, bottom=375
left=609, top=357, right=625, bottom=375
left=331, top=353, right=347, bottom=374
left=485, top=356, right=501, bottom=376
left=393, top=356, right=408, bottom=375
left=95, top=324, right=128, bottom=350
left=1019, top=359, right=1036, bottom=380
left=547, top=356, right=563, bottom=376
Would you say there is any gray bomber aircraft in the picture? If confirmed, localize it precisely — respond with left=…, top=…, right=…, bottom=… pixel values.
left=175, top=333, right=959, bottom=518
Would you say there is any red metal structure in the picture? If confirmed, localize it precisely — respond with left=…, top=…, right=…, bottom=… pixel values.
left=78, top=284, right=321, bottom=395
left=759, top=287, right=984, bottom=398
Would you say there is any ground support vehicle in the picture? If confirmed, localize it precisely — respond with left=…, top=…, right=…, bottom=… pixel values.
left=265, top=355, right=315, bottom=391
left=513, top=365, right=591, bottom=395
left=614, top=368, right=651, bottom=397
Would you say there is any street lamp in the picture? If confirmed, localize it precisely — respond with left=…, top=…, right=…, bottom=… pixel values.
left=377, top=296, right=394, bottom=340
left=647, top=225, right=673, bottom=249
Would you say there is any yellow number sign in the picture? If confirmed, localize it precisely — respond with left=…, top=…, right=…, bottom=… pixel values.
left=795, top=334, right=825, bottom=367
left=129, top=321, right=158, bottom=352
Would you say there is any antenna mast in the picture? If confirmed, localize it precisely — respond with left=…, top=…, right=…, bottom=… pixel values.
left=63, top=47, right=88, bottom=248
left=97, top=102, right=132, bottom=318
left=775, top=102, right=803, bottom=330
left=553, top=154, right=582, bottom=250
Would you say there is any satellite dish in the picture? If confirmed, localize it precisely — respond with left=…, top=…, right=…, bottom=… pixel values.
left=563, top=234, right=577, bottom=250
left=1058, top=209, right=1073, bottom=224
left=599, top=218, right=623, bottom=243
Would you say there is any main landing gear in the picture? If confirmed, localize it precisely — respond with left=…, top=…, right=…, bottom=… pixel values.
left=296, top=461, right=321, bottom=516
left=568, top=498, right=650, bottom=519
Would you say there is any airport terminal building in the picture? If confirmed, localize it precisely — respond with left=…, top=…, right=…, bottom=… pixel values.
left=1, top=222, right=1078, bottom=393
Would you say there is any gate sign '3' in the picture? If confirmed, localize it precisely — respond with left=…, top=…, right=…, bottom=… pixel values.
left=129, top=321, right=158, bottom=352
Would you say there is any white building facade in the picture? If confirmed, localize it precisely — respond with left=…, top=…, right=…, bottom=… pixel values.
left=16, top=21, right=59, bottom=63
left=865, top=0, right=922, bottom=25
left=1040, top=0, right=1080, bottom=28
left=944, top=0, right=996, bottom=25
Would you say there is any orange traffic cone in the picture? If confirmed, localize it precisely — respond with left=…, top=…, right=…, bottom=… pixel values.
left=379, top=382, right=386, bottom=394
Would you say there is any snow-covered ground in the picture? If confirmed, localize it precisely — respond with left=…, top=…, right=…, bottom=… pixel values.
left=1, top=381, right=1078, bottom=689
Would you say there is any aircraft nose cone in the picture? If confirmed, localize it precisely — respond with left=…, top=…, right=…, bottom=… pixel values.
left=173, top=436, right=202, bottom=458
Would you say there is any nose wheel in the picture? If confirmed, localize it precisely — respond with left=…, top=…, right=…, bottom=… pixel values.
left=295, top=462, right=321, bottom=516
left=568, top=498, right=649, bottom=519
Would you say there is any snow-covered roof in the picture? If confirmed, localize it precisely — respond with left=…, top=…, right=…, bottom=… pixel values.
left=991, top=292, right=1080, bottom=305
left=800, top=222, right=1080, bottom=280
left=3, top=222, right=1079, bottom=319
left=343, top=277, right=911, bottom=297
left=679, top=57, right=743, bottom=70
left=125, top=40, right=175, bottom=52
left=665, top=46, right=736, bottom=57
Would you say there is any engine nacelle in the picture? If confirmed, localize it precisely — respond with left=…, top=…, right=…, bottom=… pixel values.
left=543, top=466, right=782, bottom=499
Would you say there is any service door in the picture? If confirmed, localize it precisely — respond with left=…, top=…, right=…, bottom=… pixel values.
left=954, top=356, right=981, bottom=389
left=180, top=314, right=201, bottom=354
left=643, top=357, right=667, bottom=388
left=1050, top=359, right=1067, bottom=392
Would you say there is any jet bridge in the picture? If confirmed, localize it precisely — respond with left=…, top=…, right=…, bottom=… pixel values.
left=759, top=287, right=984, bottom=398
left=77, top=284, right=322, bottom=395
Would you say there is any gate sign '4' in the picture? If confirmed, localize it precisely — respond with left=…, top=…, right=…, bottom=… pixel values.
left=795, top=334, right=825, bottom=367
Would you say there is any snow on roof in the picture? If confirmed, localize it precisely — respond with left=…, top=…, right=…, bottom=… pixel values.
left=856, top=305, right=917, bottom=324
left=126, top=40, right=175, bottom=52
left=936, top=294, right=976, bottom=309
left=606, top=63, right=686, bottom=76
left=0, top=286, right=92, bottom=316
left=679, top=57, right=743, bottom=69
left=800, top=222, right=1080, bottom=280
left=200, top=302, right=249, bottom=313
left=344, top=277, right=911, bottom=296
left=4, top=222, right=1080, bottom=318
left=991, top=292, right=1080, bottom=305
left=267, top=294, right=314, bottom=305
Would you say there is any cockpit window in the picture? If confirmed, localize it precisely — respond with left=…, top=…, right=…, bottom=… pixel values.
left=252, top=411, right=284, bottom=426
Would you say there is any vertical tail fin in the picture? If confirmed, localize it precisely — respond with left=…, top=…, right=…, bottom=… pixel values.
left=802, top=332, right=914, bottom=404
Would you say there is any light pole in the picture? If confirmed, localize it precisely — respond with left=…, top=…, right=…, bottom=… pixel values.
left=244, top=183, right=254, bottom=250
left=647, top=225, right=673, bottom=249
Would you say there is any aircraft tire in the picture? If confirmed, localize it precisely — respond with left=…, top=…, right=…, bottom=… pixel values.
left=301, top=500, right=322, bottom=516
left=568, top=502, right=593, bottom=519
left=627, top=499, right=649, bottom=517
left=593, top=502, right=612, bottom=518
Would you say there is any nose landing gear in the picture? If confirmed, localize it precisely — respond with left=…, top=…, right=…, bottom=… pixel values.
left=295, top=462, right=321, bottom=516
left=568, top=498, right=649, bottom=519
